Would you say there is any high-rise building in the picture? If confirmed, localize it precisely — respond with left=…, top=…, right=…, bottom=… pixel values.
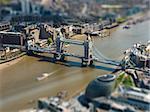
left=20, top=0, right=42, bottom=15
left=20, top=0, right=31, bottom=15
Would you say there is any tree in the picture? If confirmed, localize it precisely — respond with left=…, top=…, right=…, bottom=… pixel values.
left=0, top=0, right=11, bottom=5
left=47, top=36, right=53, bottom=45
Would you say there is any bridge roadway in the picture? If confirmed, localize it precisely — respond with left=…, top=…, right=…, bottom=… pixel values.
left=27, top=36, right=120, bottom=66
left=62, top=38, right=85, bottom=46
left=28, top=44, right=120, bottom=66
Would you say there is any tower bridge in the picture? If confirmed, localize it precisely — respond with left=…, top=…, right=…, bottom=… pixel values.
left=26, top=33, right=120, bottom=66
left=0, top=30, right=120, bottom=66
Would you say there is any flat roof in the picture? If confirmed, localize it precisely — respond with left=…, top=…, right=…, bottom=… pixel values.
left=0, top=31, right=22, bottom=35
left=96, top=74, right=116, bottom=82
left=123, top=87, right=150, bottom=102
left=0, top=22, right=10, bottom=26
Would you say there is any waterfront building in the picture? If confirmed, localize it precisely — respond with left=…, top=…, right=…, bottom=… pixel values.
left=123, top=42, right=150, bottom=69
left=0, top=22, right=11, bottom=31
left=0, top=31, right=26, bottom=50
left=85, top=74, right=116, bottom=99
left=36, top=96, right=89, bottom=112
left=113, top=86, right=150, bottom=110
left=92, top=97, right=136, bottom=112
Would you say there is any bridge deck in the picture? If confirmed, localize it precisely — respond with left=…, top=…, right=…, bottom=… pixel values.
left=61, top=38, right=84, bottom=45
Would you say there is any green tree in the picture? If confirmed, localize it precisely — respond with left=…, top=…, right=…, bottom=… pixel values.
left=47, top=36, right=53, bottom=45
left=0, top=0, right=11, bottom=5
left=122, top=75, right=135, bottom=87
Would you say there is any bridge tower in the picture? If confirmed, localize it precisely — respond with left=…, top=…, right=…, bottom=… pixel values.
left=54, top=36, right=65, bottom=61
left=82, top=35, right=94, bottom=66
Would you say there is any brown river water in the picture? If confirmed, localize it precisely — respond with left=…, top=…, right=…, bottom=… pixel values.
left=0, top=20, right=149, bottom=112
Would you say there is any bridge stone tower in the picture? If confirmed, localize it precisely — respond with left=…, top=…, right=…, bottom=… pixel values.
left=82, top=35, right=94, bottom=66
left=54, top=36, right=65, bottom=61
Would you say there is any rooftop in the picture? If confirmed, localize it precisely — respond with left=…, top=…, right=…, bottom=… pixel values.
left=0, top=31, right=22, bottom=35
left=121, top=86, right=150, bottom=103
left=96, top=74, right=116, bottom=82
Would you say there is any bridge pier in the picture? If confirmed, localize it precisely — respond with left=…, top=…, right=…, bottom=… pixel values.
left=81, top=58, right=94, bottom=67
left=81, top=58, right=88, bottom=67
left=26, top=50, right=34, bottom=56
left=53, top=53, right=65, bottom=62
left=89, top=59, right=94, bottom=66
